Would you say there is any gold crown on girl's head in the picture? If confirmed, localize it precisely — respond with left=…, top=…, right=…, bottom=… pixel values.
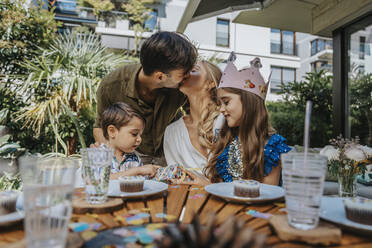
left=218, top=52, right=270, bottom=100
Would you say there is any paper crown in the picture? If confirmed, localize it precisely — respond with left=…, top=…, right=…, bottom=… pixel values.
left=218, top=52, right=270, bottom=100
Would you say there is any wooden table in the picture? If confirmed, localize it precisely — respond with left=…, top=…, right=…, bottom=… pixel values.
left=1, top=185, right=372, bottom=247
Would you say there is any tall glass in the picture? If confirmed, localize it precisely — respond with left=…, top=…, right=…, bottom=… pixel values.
left=281, top=153, right=327, bottom=230
left=19, top=156, right=77, bottom=248
left=81, top=148, right=113, bottom=204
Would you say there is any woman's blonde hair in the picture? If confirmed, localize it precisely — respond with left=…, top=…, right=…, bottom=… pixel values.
left=197, top=61, right=222, bottom=149
left=204, top=88, right=273, bottom=183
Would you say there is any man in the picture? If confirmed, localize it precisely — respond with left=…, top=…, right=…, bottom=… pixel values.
left=93, top=31, right=198, bottom=164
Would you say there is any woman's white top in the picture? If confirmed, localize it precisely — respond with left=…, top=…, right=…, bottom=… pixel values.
left=163, top=113, right=224, bottom=170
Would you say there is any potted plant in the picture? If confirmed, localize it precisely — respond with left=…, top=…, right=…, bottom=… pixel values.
left=320, top=136, right=371, bottom=197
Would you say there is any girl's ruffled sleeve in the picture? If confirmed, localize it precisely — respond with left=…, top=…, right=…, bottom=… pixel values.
left=264, top=134, right=291, bottom=176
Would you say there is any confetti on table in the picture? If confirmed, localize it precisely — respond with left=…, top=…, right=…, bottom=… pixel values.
left=146, top=223, right=165, bottom=230
left=123, top=236, right=138, bottom=243
left=155, top=213, right=167, bottom=218
left=113, top=228, right=133, bottom=237
left=165, top=214, right=177, bottom=221
left=128, top=219, right=144, bottom=225
left=69, top=222, right=90, bottom=232
left=136, top=213, right=150, bottom=218
left=81, top=230, right=98, bottom=241
left=86, top=213, right=99, bottom=219
left=126, top=215, right=143, bottom=222
left=189, top=193, right=205, bottom=199
left=138, top=232, right=154, bottom=244
left=128, top=209, right=141, bottom=215
left=91, top=223, right=102, bottom=230
left=170, top=185, right=180, bottom=188
left=141, top=208, right=151, bottom=212
left=245, top=210, right=273, bottom=219
left=190, top=187, right=200, bottom=191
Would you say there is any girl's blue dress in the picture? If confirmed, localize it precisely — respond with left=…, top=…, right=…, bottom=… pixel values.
left=215, top=134, right=291, bottom=185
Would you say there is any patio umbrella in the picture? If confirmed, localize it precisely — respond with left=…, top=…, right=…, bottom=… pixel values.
left=177, top=0, right=274, bottom=32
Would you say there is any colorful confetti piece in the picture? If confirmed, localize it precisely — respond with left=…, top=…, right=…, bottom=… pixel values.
left=123, top=236, right=138, bottom=243
left=136, top=213, right=150, bottom=218
left=128, top=209, right=141, bottom=215
left=165, top=214, right=176, bottom=221
left=128, top=219, right=144, bottom=225
left=138, top=233, right=154, bottom=244
left=245, top=210, right=273, bottom=219
left=155, top=213, right=167, bottom=218
left=141, top=208, right=151, bottom=212
left=86, top=213, right=99, bottom=219
left=146, top=223, right=165, bottom=230
left=190, top=187, right=200, bottom=190
left=126, top=215, right=143, bottom=222
left=170, top=185, right=180, bottom=188
left=81, top=230, right=98, bottom=241
left=69, top=222, right=90, bottom=232
left=189, top=193, right=205, bottom=199
left=113, top=228, right=133, bottom=237
left=91, top=223, right=102, bottom=230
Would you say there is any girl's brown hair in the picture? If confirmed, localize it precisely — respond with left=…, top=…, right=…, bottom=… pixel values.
left=101, top=102, right=145, bottom=140
left=204, top=88, right=272, bottom=183
left=197, top=61, right=222, bottom=149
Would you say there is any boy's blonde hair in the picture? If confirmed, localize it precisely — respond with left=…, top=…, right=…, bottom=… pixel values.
left=101, top=102, right=145, bottom=140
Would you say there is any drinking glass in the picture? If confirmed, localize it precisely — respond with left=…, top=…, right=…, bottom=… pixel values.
left=80, top=147, right=113, bottom=204
left=19, top=156, right=77, bottom=248
left=281, top=153, right=327, bottom=230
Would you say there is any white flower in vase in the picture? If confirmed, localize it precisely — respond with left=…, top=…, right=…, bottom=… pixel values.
left=345, top=145, right=367, bottom=162
left=320, top=145, right=339, bottom=160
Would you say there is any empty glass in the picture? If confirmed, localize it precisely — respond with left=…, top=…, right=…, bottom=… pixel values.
left=281, top=153, right=327, bottom=230
left=81, top=147, right=113, bottom=204
left=19, top=156, right=77, bottom=248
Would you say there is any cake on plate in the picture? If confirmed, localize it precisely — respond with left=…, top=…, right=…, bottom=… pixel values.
left=233, top=180, right=260, bottom=197
left=119, top=176, right=145, bottom=192
left=0, top=191, right=18, bottom=215
left=343, top=197, right=372, bottom=225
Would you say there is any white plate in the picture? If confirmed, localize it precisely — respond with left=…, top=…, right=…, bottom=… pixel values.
left=320, top=196, right=372, bottom=235
left=107, top=180, right=168, bottom=199
left=0, top=210, right=24, bottom=227
left=205, top=182, right=285, bottom=204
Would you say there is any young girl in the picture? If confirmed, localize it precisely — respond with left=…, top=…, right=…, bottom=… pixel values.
left=205, top=53, right=291, bottom=185
left=100, top=102, right=160, bottom=179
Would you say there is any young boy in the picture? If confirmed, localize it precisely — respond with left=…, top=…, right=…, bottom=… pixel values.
left=100, top=102, right=160, bottom=179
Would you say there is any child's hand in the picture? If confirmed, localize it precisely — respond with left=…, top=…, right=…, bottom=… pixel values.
left=139, top=164, right=161, bottom=177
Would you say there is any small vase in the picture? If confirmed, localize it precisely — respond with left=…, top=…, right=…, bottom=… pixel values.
left=338, top=174, right=357, bottom=197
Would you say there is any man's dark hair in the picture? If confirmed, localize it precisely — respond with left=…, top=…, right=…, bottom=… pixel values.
left=140, top=31, right=198, bottom=76
left=101, top=102, right=145, bottom=140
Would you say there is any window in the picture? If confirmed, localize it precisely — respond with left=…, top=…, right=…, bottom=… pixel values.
left=310, top=39, right=333, bottom=56
left=270, top=29, right=296, bottom=55
left=311, top=61, right=332, bottom=72
left=144, top=10, right=158, bottom=31
left=216, top=19, right=229, bottom=47
left=270, top=66, right=296, bottom=93
left=359, top=36, right=365, bottom=59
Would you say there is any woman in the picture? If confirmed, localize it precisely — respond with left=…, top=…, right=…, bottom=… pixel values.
left=163, top=60, right=224, bottom=172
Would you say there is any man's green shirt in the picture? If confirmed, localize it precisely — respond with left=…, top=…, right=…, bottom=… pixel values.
left=94, top=64, right=186, bottom=157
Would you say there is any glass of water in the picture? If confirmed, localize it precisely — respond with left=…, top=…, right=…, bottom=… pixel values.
left=81, top=147, right=113, bottom=204
left=281, top=153, right=327, bottom=230
left=19, top=156, right=77, bottom=248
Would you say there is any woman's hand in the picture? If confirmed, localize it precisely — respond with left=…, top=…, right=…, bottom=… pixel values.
left=139, top=164, right=161, bottom=177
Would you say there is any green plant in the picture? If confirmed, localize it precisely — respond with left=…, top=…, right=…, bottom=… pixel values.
left=0, top=0, right=59, bottom=79
left=349, top=73, right=372, bottom=146
left=12, top=32, right=128, bottom=155
left=267, top=70, right=333, bottom=147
